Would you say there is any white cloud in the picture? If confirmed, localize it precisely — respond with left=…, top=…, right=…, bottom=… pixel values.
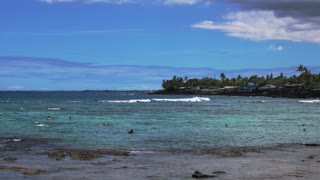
left=269, top=45, right=284, bottom=51
left=40, top=0, right=76, bottom=3
left=85, top=0, right=132, bottom=4
left=40, top=0, right=132, bottom=4
left=192, top=11, right=320, bottom=44
left=163, top=0, right=202, bottom=5
left=2, top=56, right=320, bottom=90
left=162, top=0, right=213, bottom=6
left=8, top=85, right=25, bottom=90
left=39, top=0, right=212, bottom=5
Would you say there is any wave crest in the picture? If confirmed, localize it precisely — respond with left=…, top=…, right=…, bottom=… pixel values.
left=102, top=97, right=210, bottom=103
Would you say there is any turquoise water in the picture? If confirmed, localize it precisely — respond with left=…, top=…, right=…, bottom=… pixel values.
left=0, top=91, right=319, bottom=151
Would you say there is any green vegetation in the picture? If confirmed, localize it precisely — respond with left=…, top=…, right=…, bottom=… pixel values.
left=159, top=65, right=320, bottom=98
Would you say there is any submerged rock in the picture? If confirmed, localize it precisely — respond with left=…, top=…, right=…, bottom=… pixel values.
left=0, top=166, right=45, bottom=175
left=47, top=149, right=130, bottom=161
left=192, top=171, right=216, bottom=178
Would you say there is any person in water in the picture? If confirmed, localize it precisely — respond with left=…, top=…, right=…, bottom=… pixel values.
left=69, top=116, right=72, bottom=120
left=47, top=116, right=52, bottom=120
left=128, top=129, right=134, bottom=134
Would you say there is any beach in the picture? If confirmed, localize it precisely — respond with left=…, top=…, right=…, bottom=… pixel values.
left=1, top=137, right=320, bottom=179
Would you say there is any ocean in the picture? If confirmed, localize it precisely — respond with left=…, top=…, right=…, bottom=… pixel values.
left=0, top=91, right=319, bottom=151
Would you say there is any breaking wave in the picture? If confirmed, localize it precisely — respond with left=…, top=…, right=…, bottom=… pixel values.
left=48, top=107, right=63, bottom=110
left=298, top=100, right=320, bottom=104
left=107, top=99, right=152, bottom=103
left=101, top=97, right=210, bottom=103
left=152, top=97, right=210, bottom=102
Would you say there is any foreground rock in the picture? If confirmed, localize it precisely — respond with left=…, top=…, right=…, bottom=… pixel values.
left=212, top=171, right=226, bottom=174
left=3, top=157, right=17, bottom=162
left=197, top=147, right=262, bottom=157
left=46, top=149, right=130, bottom=161
left=192, top=171, right=216, bottom=178
left=0, top=166, right=45, bottom=175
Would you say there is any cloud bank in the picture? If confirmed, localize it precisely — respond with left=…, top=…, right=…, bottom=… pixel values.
left=40, top=0, right=132, bottom=4
left=227, top=0, right=320, bottom=19
left=39, top=0, right=212, bottom=5
left=192, top=0, right=320, bottom=44
left=1, top=56, right=318, bottom=90
left=192, top=11, right=320, bottom=43
left=40, top=0, right=76, bottom=3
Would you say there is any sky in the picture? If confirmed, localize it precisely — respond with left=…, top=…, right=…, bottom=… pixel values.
left=1, top=0, right=320, bottom=90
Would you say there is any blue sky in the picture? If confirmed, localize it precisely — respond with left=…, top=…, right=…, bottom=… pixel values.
left=1, top=0, right=320, bottom=90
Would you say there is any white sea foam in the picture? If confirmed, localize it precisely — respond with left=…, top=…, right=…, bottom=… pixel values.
left=152, top=97, right=210, bottom=102
left=105, top=97, right=210, bottom=103
left=37, top=124, right=49, bottom=127
left=298, top=100, right=320, bottom=103
left=129, top=150, right=156, bottom=154
left=48, top=107, right=62, bottom=110
left=13, top=139, right=22, bottom=142
left=66, top=101, right=83, bottom=103
left=107, top=99, right=152, bottom=103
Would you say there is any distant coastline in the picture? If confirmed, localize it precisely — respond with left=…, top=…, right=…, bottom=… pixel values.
left=152, top=65, right=320, bottom=98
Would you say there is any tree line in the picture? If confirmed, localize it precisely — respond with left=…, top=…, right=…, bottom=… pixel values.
left=162, top=65, right=320, bottom=91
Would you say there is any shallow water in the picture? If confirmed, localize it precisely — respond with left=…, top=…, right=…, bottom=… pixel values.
left=0, top=91, right=319, bottom=151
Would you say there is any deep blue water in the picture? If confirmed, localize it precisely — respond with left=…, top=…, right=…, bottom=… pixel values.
left=0, top=91, right=319, bottom=151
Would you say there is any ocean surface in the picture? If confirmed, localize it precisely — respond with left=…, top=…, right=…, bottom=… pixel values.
left=0, top=91, right=319, bottom=151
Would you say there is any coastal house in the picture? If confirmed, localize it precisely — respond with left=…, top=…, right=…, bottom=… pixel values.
left=242, top=82, right=256, bottom=92
left=283, top=83, right=305, bottom=89
left=220, top=86, right=239, bottom=93
left=259, top=84, right=276, bottom=90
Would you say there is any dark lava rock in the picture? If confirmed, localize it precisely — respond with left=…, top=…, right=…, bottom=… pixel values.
left=212, top=171, right=226, bottom=174
left=3, top=157, right=17, bottom=162
left=192, top=171, right=216, bottom=178
left=305, top=144, right=320, bottom=147
left=47, top=149, right=130, bottom=161
left=307, top=155, right=317, bottom=159
left=0, top=166, right=45, bottom=175
left=47, top=151, right=67, bottom=160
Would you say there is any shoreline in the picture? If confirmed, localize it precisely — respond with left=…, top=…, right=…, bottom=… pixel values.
left=151, top=88, right=320, bottom=99
left=1, top=137, right=320, bottom=179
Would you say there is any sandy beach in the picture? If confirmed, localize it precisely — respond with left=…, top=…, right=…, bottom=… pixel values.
left=0, top=137, right=320, bottom=180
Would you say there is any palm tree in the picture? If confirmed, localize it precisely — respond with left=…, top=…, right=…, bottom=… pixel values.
left=220, top=73, right=226, bottom=81
left=297, top=64, right=308, bottom=74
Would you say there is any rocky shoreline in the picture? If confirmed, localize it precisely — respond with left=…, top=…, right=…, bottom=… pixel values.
left=151, top=88, right=320, bottom=98
left=1, top=137, right=320, bottom=179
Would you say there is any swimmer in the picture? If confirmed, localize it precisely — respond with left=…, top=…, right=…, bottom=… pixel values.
left=128, top=129, right=134, bottom=134
left=47, top=116, right=52, bottom=120
left=69, top=116, right=72, bottom=120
